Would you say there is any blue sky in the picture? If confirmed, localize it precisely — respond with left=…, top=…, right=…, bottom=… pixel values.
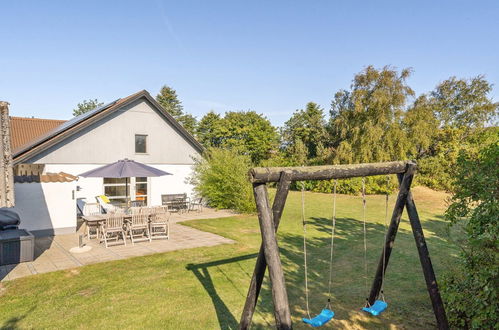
left=1, top=0, right=498, bottom=126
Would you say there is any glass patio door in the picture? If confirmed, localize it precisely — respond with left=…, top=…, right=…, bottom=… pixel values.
left=103, top=177, right=148, bottom=205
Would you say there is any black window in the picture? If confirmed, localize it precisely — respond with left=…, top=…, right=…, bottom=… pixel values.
left=135, top=134, right=147, bottom=153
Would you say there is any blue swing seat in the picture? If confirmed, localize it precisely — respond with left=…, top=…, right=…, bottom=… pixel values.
left=362, top=300, right=388, bottom=316
left=302, top=308, right=335, bottom=327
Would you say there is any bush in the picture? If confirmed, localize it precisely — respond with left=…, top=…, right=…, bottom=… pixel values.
left=442, top=141, right=499, bottom=329
left=310, top=175, right=398, bottom=195
left=190, top=148, right=255, bottom=213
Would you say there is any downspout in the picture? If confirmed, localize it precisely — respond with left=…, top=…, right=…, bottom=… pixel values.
left=0, top=101, right=14, bottom=207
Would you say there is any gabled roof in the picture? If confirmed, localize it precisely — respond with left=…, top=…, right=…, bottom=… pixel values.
left=10, top=117, right=67, bottom=152
left=13, top=90, right=204, bottom=164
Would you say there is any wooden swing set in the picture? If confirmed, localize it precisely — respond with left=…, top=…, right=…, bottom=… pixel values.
left=239, top=161, right=449, bottom=330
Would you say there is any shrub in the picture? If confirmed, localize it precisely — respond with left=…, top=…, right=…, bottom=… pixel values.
left=311, top=175, right=398, bottom=195
left=190, top=148, right=255, bottom=213
left=442, top=141, right=499, bottom=329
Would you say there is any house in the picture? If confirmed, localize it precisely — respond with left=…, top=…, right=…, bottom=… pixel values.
left=10, top=90, right=203, bottom=236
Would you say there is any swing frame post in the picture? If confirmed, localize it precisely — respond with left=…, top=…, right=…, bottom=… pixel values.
left=240, top=171, right=292, bottom=330
left=240, top=161, right=449, bottom=330
left=252, top=182, right=292, bottom=329
left=404, top=183, right=449, bottom=330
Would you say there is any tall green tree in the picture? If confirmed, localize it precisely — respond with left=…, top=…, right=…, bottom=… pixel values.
left=431, top=76, right=498, bottom=128
left=156, top=85, right=197, bottom=135
left=196, top=111, right=222, bottom=148
left=282, top=102, right=328, bottom=159
left=216, top=111, right=279, bottom=164
left=329, top=65, right=413, bottom=163
left=403, top=95, right=440, bottom=158
left=413, top=76, right=498, bottom=190
left=72, top=99, right=104, bottom=116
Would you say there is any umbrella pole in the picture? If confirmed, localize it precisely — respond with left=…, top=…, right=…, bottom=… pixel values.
left=126, top=177, right=129, bottom=208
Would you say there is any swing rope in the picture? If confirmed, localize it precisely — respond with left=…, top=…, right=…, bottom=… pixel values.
left=380, top=175, right=390, bottom=302
left=301, top=182, right=311, bottom=319
left=361, top=178, right=369, bottom=307
left=301, top=179, right=338, bottom=319
left=326, top=180, right=338, bottom=308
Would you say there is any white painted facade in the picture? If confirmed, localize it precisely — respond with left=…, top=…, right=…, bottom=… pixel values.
left=43, top=164, right=194, bottom=206
left=14, top=96, right=202, bottom=235
left=13, top=181, right=77, bottom=235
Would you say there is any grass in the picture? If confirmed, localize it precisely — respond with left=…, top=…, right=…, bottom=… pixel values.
left=0, top=187, right=459, bottom=329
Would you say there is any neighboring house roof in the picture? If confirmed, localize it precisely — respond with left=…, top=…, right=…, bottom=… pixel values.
left=14, top=172, right=78, bottom=183
left=10, top=117, right=67, bottom=152
left=12, top=90, right=204, bottom=164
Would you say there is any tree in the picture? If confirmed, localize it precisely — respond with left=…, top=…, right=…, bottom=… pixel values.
left=72, top=99, right=104, bottom=116
left=431, top=76, right=498, bottom=129
left=156, top=85, right=197, bottom=135
left=413, top=76, right=498, bottom=190
left=156, top=85, right=184, bottom=117
left=196, top=111, right=222, bottom=148
left=220, top=111, right=279, bottom=164
left=403, top=95, right=440, bottom=158
left=282, top=102, right=328, bottom=159
left=195, top=110, right=278, bottom=164
left=329, top=65, right=413, bottom=163
left=442, top=140, right=499, bottom=328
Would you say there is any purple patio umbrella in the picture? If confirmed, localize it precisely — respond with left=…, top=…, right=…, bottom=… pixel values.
left=78, top=159, right=172, bottom=205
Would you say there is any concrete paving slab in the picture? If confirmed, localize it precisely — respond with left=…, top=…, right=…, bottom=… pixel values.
left=1, top=208, right=236, bottom=281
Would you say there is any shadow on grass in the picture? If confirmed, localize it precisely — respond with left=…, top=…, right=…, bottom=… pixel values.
left=187, top=209, right=457, bottom=329
left=0, top=306, right=35, bottom=330
left=274, top=214, right=456, bottom=329
left=186, top=253, right=259, bottom=330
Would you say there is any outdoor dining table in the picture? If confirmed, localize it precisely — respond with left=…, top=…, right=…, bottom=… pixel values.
left=82, top=214, right=134, bottom=239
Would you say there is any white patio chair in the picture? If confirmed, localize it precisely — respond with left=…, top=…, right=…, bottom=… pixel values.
left=83, top=202, right=102, bottom=239
left=128, top=212, right=151, bottom=244
left=149, top=206, right=170, bottom=240
left=100, top=213, right=127, bottom=248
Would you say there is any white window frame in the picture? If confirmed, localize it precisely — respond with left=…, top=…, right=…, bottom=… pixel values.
left=103, top=177, right=149, bottom=206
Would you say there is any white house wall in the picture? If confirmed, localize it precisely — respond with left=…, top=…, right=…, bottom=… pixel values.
left=13, top=182, right=76, bottom=236
left=44, top=164, right=195, bottom=206
left=14, top=97, right=202, bottom=235
left=25, top=98, right=201, bottom=165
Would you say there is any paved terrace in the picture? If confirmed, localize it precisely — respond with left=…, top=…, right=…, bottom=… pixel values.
left=0, top=208, right=237, bottom=281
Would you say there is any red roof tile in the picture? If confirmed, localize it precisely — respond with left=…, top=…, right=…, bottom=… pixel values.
left=10, top=116, right=66, bottom=152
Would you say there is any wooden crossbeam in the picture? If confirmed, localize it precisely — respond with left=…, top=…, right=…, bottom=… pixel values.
left=249, top=161, right=408, bottom=183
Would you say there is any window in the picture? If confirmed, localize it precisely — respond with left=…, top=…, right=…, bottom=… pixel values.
left=135, top=177, right=148, bottom=205
left=135, top=134, right=147, bottom=153
left=103, top=178, right=130, bottom=204
left=103, top=177, right=148, bottom=205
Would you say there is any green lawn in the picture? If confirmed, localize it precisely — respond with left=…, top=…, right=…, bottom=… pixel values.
left=0, top=187, right=459, bottom=329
